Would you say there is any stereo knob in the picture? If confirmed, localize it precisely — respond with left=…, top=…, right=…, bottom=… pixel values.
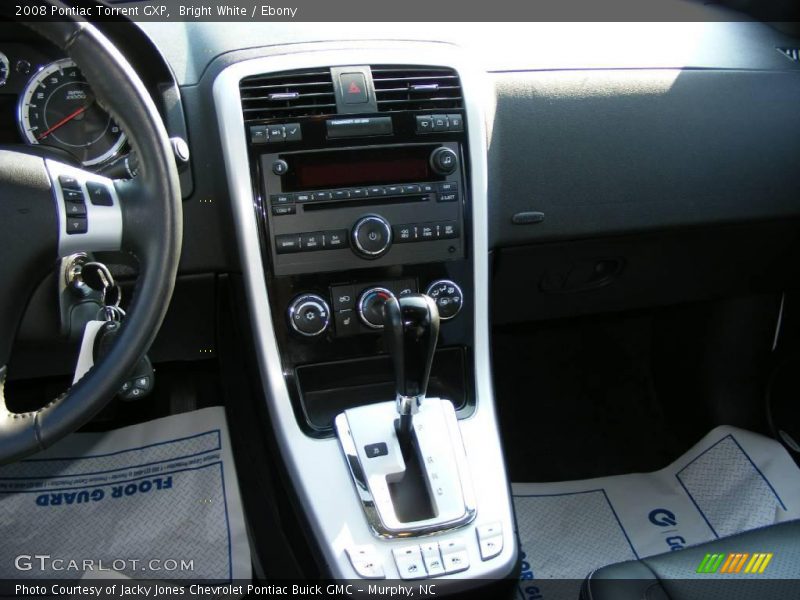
left=352, top=215, right=392, bottom=258
left=425, top=279, right=464, bottom=320
left=430, top=147, right=458, bottom=175
left=358, top=287, right=396, bottom=329
left=288, top=294, right=330, bottom=337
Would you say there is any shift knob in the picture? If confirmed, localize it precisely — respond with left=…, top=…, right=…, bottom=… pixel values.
left=383, top=294, right=440, bottom=412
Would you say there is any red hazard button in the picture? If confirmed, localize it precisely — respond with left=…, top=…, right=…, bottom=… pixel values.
left=340, top=72, right=369, bottom=104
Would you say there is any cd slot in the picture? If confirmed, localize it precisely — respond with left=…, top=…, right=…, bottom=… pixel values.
left=302, top=194, right=432, bottom=211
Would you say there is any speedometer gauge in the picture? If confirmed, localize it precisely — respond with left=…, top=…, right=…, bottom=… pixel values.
left=18, top=58, right=126, bottom=167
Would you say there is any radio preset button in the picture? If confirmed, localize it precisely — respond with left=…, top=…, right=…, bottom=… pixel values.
left=333, top=190, right=352, bottom=200
left=385, top=185, right=402, bottom=196
left=312, top=191, right=332, bottom=201
left=402, top=184, right=422, bottom=194
left=352, top=215, right=392, bottom=258
left=351, top=188, right=367, bottom=198
left=367, top=186, right=386, bottom=197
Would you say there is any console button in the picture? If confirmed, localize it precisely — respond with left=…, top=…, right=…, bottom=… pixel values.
left=419, top=224, right=436, bottom=240
left=352, top=215, right=392, bottom=258
left=447, top=113, right=464, bottom=131
left=421, top=183, right=436, bottom=193
left=393, top=547, right=426, bottom=580
left=439, top=221, right=459, bottom=239
left=431, top=114, right=448, bottom=131
left=326, top=229, right=349, bottom=249
left=364, top=442, right=388, bottom=458
left=477, top=522, right=504, bottom=561
left=393, top=224, right=416, bottom=243
left=439, top=192, right=458, bottom=202
left=288, top=294, right=330, bottom=337
left=86, top=181, right=113, bottom=206
left=283, top=123, right=302, bottom=141
left=249, top=125, right=267, bottom=144
left=268, top=125, right=285, bottom=141
left=440, top=182, right=458, bottom=193
left=312, top=191, right=332, bottom=201
left=294, top=192, right=312, bottom=203
left=275, top=234, right=301, bottom=254
left=439, top=539, right=469, bottom=574
left=340, top=72, right=369, bottom=104
left=271, top=204, right=296, bottom=216
left=367, top=186, right=386, bottom=197
left=300, top=232, right=324, bottom=251
left=331, top=285, right=355, bottom=311
left=351, top=187, right=367, bottom=198
left=416, top=115, right=434, bottom=133
left=385, top=185, right=402, bottom=196
left=346, top=546, right=385, bottom=580
left=420, top=543, right=445, bottom=576
left=333, top=190, right=352, bottom=200
left=270, top=194, right=292, bottom=204
left=402, top=184, right=422, bottom=194
left=335, top=309, right=359, bottom=337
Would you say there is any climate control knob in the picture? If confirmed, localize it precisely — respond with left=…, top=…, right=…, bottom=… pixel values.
left=430, top=147, right=458, bottom=175
left=425, top=280, right=463, bottom=320
left=358, top=287, right=396, bottom=329
left=352, top=215, right=392, bottom=258
left=288, top=294, right=330, bottom=337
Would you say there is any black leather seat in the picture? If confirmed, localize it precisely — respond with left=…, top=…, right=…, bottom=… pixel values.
left=580, top=520, right=800, bottom=600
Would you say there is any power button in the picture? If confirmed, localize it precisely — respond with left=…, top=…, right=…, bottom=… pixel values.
left=352, top=215, right=392, bottom=258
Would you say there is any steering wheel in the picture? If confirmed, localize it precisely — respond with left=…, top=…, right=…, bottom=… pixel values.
left=0, top=14, right=182, bottom=464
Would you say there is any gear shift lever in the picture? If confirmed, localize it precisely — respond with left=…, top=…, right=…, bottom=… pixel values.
left=383, top=294, right=440, bottom=447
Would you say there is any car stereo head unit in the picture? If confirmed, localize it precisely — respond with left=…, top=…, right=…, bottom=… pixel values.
left=260, top=142, right=466, bottom=276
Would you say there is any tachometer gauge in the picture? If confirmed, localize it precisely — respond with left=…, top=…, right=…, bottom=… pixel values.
left=18, top=58, right=126, bottom=167
left=0, top=52, right=9, bottom=86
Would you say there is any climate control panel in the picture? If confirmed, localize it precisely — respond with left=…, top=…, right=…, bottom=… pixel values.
left=286, top=278, right=463, bottom=338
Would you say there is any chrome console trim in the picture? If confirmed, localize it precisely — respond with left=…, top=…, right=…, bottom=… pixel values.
left=214, top=43, right=517, bottom=585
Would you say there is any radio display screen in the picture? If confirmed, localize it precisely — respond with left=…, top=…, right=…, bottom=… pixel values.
left=282, top=146, right=438, bottom=191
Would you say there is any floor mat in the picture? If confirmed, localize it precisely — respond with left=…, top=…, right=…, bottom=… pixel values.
left=513, top=426, right=800, bottom=600
left=0, top=406, right=250, bottom=580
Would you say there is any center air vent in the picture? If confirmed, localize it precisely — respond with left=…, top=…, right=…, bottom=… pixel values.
left=240, top=69, right=336, bottom=122
left=371, top=66, right=463, bottom=112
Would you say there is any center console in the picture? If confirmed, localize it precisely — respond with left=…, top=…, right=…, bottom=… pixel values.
left=215, top=43, right=516, bottom=588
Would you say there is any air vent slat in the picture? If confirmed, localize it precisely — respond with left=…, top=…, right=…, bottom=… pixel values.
left=239, top=68, right=336, bottom=121
left=372, top=65, right=463, bottom=113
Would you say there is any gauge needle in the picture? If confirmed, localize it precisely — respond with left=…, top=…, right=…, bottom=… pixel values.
left=36, top=102, right=92, bottom=141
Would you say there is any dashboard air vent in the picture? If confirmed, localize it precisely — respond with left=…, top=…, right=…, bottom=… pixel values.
left=239, top=69, right=336, bottom=122
left=371, top=66, right=463, bottom=112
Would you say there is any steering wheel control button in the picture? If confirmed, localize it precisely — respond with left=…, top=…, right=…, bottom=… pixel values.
left=66, top=217, right=88, bottom=235
left=58, top=175, right=80, bottom=190
left=346, top=546, right=385, bottom=580
left=65, top=202, right=87, bottom=217
left=393, top=546, right=427, bottom=580
left=421, top=542, right=446, bottom=576
left=430, top=147, right=458, bottom=175
left=288, top=294, right=330, bottom=337
left=275, top=234, right=301, bottom=254
left=477, top=522, right=504, bottom=561
left=271, top=159, right=289, bottom=175
left=440, top=539, right=470, bottom=574
left=86, top=181, right=113, bottom=206
left=62, top=188, right=85, bottom=203
left=352, top=215, right=392, bottom=258
left=426, top=280, right=464, bottom=320
left=358, top=287, right=396, bottom=329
